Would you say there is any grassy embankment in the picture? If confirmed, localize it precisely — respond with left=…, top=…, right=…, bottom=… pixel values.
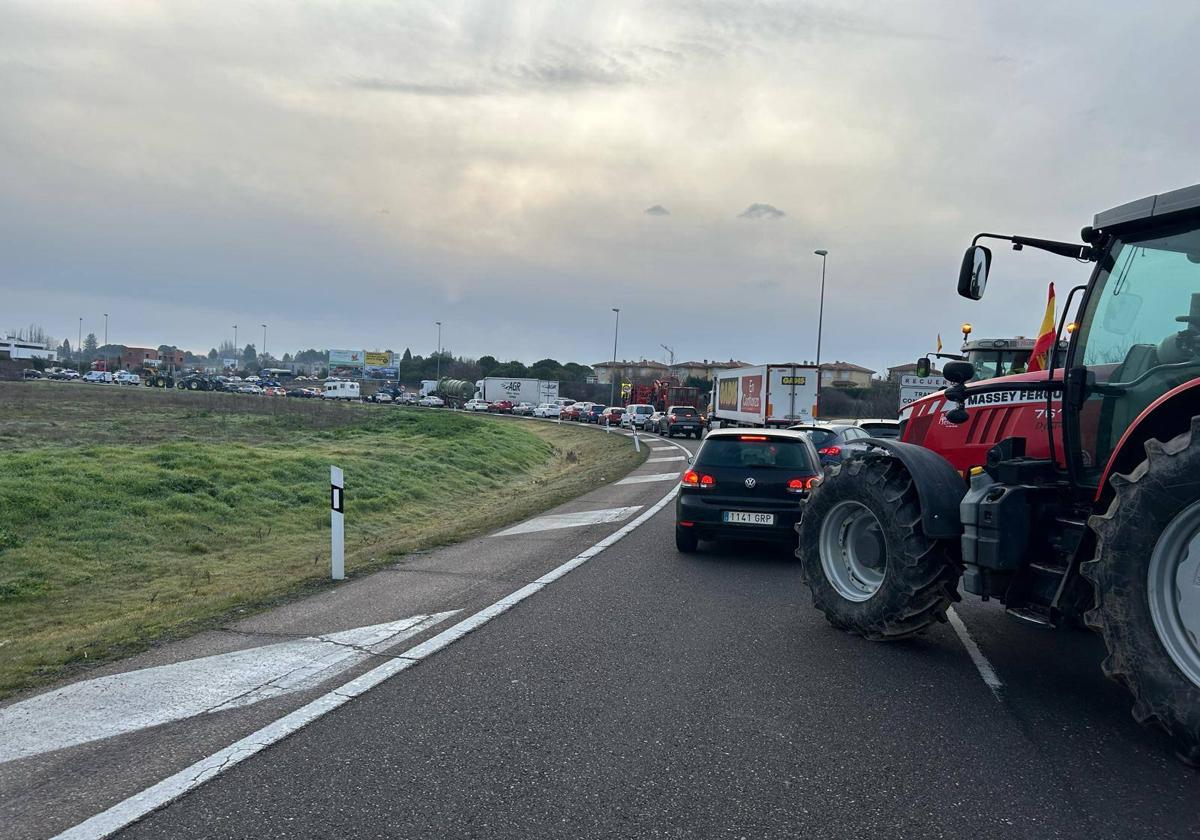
left=0, top=383, right=645, bottom=697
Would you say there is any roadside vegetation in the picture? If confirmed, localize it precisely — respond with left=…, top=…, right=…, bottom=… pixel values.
left=0, top=383, right=645, bottom=697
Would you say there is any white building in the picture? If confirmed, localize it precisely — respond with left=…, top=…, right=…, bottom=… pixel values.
left=0, top=337, right=56, bottom=361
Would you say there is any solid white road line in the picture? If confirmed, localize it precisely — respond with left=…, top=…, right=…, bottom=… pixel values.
left=616, top=472, right=681, bottom=485
left=494, top=506, right=643, bottom=537
left=647, top=455, right=686, bottom=463
left=55, top=486, right=684, bottom=840
left=0, top=612, right=458, bottom=765
left=946, top=607, right=1005, bottom=697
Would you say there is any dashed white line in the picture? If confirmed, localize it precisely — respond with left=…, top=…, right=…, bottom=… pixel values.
left=946, top=607, right=1004, bottom=697
left=647, top=455, right=686, bottom=463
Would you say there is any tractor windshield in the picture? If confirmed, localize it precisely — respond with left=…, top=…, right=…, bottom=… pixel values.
left=1073, top=223, right=1200, bottom=485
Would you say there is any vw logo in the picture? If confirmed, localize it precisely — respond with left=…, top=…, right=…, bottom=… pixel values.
left=744, top=477, right=757, bottom=489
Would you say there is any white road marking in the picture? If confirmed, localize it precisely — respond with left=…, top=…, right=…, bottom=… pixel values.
left=647, top=455, right=686, bottom=463
left=494, top=506, right=642, bottom=536
left=946, top=607, right=1004, bottom=697
left=0, top=612, right=458, bottom=765
left=55, top=483, right=684, bottom=840
left=616, top=472, right=682, bottom=485
left=649, top=447, right=675, bottom=451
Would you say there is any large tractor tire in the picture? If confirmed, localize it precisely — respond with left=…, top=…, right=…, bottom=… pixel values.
left=796, top=456, right=961, bottom=639
left=187, top=379, right=201, bottom=391
left=1085, top=417, right=1200, bottom=765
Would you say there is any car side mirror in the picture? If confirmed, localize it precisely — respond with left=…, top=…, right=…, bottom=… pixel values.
left=915, top=357, right=931, bottom=378
left=943, top=360, right=975, bottom=384
left=958, top=245, right=991, bottom=300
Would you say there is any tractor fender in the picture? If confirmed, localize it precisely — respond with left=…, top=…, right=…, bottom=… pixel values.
left=859, top=439, right=966, bottom=539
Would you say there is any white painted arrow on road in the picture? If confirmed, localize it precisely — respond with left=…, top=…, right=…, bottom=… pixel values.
left=0, top=611, right=458, bottom=764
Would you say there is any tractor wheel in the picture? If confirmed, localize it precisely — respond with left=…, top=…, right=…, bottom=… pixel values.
left=188, top=379, right=200, bottom=391
left=1085, top=417, right=1200, bottom=765
left=796, top=456, right=961, bottom=639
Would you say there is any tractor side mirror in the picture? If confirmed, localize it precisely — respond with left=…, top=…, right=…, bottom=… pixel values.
left=915, top=357, right=931, bottom=378
left=958, top=245, right=991, bottom=300
left=943, top=360, right=975, bottom=384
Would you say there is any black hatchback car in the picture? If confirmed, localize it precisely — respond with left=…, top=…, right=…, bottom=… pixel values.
left=675, top=429, right=821, bottom=552
left=660, top=405, right=703, bottom=438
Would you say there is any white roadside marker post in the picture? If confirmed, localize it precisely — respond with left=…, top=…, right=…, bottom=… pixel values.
left=331, top=465, right=345, bottom=580
left=633, top=428, right=640, bottom=452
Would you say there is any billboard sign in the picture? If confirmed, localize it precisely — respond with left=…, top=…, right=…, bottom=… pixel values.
left=328, top=349, right=364, bottom=368
left=222, top=358, right=238, bottom=369
left=364, top=351, right=391, bottom=367
left=364, top=366, right=399, bottom=380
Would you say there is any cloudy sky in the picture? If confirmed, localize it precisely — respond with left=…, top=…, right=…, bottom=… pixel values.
left=3, top=1, right=1198, bottom=372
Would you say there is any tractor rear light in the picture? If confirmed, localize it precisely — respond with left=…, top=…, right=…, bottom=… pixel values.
left=818, top=446, right=841, bottom=457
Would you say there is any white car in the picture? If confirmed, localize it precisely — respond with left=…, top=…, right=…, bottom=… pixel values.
left=114, top=372, right=141, bottom=386
left=511, top=402, right=536, bottom=416
left=534, top=402, right=561, bottom=418
left=82, top=371, right=113, bottom=384
left=418, top=395, right=445, bottom=407
left=464, top=399, right=491, bottom=412
left=622, top=404, right=654, bottom=429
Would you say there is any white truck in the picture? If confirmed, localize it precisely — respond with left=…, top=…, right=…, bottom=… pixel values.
left=474, top=377, right=559, bottom=405
left=709, top=364, right=818, bottom=428
left=322, top=379, right=361, bottom=401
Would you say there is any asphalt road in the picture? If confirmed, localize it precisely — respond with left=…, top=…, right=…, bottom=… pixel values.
left=5, top=419, right=1199, bottom=839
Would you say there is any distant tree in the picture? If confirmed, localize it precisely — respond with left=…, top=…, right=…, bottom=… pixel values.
left=684, top=375, right=710, bottom=390
left=493, top=360, right=529, bottom=377
left=529, top=358, right=563, bottom=380
left=562, top=362, right=593, bottom=382
left=401, top=347, right=413, bottom=362
left=282, top=352, right=293, bottom=363
left=218, top=340, right=237, bottom=356
left=59, top=339, right=72, bottom=358
left=84, top=333, right=99, bottom=357
left=208, top=348, right=219, bottom=360
left=242, top=344, right=257, bottom=364
left=477, top=355, right=499, bottom=377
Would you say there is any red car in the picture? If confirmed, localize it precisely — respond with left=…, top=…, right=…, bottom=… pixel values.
left=560, top=403, right=585, bottom=421
left=598, top=407, right=625, bottom=426
left=490, top=400, right=514, bottom=413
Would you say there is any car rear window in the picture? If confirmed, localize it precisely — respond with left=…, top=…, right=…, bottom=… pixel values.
left=859, top=423, right=899, bottom=438
left=635, top=406, right=652, bottom=414
left=696, top=437, right=814, bottom=470
left=673, top=407, right=697, bottom=417
left=795, top=428, right=836, bottom=447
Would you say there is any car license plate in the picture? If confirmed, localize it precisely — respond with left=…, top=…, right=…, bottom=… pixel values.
left=723, top=511, right=775, bottom=525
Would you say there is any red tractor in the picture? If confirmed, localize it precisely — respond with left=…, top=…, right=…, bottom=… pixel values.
left=629, top=378, right=702, bottom=413
left=796, top=182, right=1200, bottom=763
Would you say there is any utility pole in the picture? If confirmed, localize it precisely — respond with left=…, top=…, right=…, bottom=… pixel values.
left=103, top=313, right=109, bottom=371
left=435, top=321, right=443, bottom=384
left=610, top=308, right=620, bottom=406
left=813, top=250, right=828, bottom=415
left=261, top=324, right=268, bottom=361
left=77, top=318, right=82, bottom=363
left=233, top=325, right=238, bottom=356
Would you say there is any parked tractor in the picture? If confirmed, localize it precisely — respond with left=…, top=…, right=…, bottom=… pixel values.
left=796, top=183, right=1200, bottom=763
left=140, top=360, right=175, bottom=389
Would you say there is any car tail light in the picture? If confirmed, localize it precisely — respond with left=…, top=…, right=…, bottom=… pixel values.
left=670, top=414, right=677, bottom=421
left=681, top=470, right=716, bottom=489
left=786, top=477, right=821, bottom=494
left=818, top=446, right=841, bottom=457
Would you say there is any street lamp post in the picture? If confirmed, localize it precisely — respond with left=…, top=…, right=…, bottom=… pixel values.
left=609, top=308, right=620, bottom=406
left=103, top=313, right=109, bottom=372
left=77, top=318, right=82, bottom=364
left=813, top=250, right=828, bottom=414
left=435, top=321, right=443, bottom=384
left=233, top=325, right=238, bottom=357
left=261, top=324, right=267, bottom=361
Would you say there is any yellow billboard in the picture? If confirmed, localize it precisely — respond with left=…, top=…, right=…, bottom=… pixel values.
left=364, top=351, right=391, bottom=367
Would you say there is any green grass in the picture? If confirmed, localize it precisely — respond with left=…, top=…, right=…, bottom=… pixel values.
left=0, top=383, right=645, bottom=697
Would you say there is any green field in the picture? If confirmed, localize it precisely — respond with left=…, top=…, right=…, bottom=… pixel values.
left=0, top=383, right=645, bottom=697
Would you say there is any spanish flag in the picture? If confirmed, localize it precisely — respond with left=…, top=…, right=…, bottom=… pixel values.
left=1027, top=283, right=1057, bottom=372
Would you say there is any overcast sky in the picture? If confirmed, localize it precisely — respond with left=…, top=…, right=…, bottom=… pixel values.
left=3, top=1, right=1198, bottom=372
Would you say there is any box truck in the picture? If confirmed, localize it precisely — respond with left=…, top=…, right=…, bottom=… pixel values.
left=709, top=364, right=818, bottom=428
left=474, top=377, right=559, bottom=405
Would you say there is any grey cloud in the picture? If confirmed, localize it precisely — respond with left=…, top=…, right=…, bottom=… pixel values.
left=350, top=78, right=492, bottom=97
left=738, top=203, right=785, bottom=220
left=644, top=205, right=670, bottom=216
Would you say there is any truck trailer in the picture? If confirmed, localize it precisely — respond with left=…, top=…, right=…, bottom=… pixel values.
left=709, top=364, right=818, bottom=428
left=474, top=377, right=559, bottom=405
